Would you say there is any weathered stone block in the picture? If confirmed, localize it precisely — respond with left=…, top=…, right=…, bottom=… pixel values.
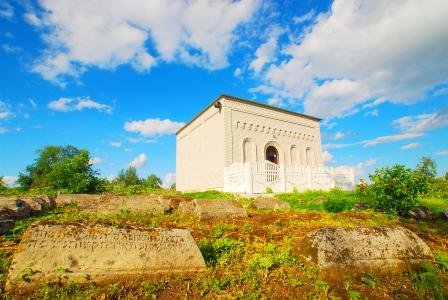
left=253, top=197, right=290, bottom=210
left=300, top=226, right=433, bottom=268
left=0, top=197, right=31, bottom=219
left=55, top=194, right=101, bottom=207
left=19, top=196, right=55, bottom=215
left=77, top=195, right=165, bottom=214
left=187, top=199, right=248, bottom=220
left=0, top=218, right=15, bottom=234
left=6, top=224, right=206, bottom=291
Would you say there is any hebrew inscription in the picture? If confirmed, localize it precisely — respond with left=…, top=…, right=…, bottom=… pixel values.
left=7, top=224, right=206, bottom=290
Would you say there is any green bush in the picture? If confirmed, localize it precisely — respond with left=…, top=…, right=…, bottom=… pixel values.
left=368, top=164, right=428, bottom=216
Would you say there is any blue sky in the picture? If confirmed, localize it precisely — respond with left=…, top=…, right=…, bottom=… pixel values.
left=0, top=0, right=447, bottom=187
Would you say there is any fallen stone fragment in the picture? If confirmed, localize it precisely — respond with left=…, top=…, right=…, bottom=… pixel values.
left=6, top=224, right=206, bottom=291
left=178, top=199, right=247, bottom=220
left=300, top=226, right=433, bottom=268
left=0, top=217, right=15, bottom=234
left=252, top=197, right=290, bottom=210
left=0, top=197, right=31, bottom=219
left=19, top=196, right=55, bottom=215
left=352, top=202, right=370, bottom=211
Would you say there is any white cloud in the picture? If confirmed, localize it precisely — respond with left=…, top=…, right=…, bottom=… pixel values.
left=393, top=108, right=448, bottom=133
left=401, top=142, right=421, bottom=150
left=362, top=132, right=424, bottom=147
left=0, top=2, right=14, bottom=20
left=0, top=101, right=14, bottom=120
left=48, top=97, right=112, bottom=113
left=435, top=150, right=448, bottom=156
left=124, top=148, right=132, bottom=153
left=89, top=157, right=102, bottom=165
left=363, top=109, right=379, bottom=117
left=322, top=150, right=334, bottom=164
left=23, top=12, right=43, bottom=27
left=124, top=118, right=184, bottom=138
left=128, top=153, right=147, bottom=169
left=0, top=127, right=6, bottom=134
left=162, top=173, right=176, bottom=188
left=293, top=10, right=315, bottom=24
left=2, top=176, right=17, bottom=187
left=267, top=97, right=285, bottom=107
left=254, top=0, right=448, bottom=119
left=29, top=99, right=37, bottom=108
left=234, top=67, right=242, bottom=77
left=109, top=141, right=122, bottom=148
left=249, top=26, right=283, bottom=74
left=29, top=0, right=260, bottom=84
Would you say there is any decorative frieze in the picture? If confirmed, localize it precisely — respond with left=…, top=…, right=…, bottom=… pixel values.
left=235, top=121, right=316, bottom=142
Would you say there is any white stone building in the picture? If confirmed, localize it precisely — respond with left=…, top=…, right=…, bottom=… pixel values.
left=176, top=95, right=354, bottom=193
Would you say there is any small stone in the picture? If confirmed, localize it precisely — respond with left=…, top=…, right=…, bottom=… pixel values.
left=0, top=218, right=15, bottom=234
left=352, top=202, right=370, bottom=211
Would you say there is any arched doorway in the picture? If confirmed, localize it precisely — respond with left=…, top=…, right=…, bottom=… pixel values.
left=266, top=145, right=279, bottom=164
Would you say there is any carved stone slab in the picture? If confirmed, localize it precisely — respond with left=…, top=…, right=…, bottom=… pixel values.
left=178, top=199, right=247, bottom=220
left=253, top=197, right=290, bottom=210
left=77, top=195, right=165, bottom=215
left=6, top=224, right=206, bottom=290
left=300, top=226, right=433, bottom=268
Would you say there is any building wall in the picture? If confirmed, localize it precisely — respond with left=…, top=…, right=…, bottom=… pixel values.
left=176, top=105, right=224, bottom=191
left=221, top=98, right=323, bottom=167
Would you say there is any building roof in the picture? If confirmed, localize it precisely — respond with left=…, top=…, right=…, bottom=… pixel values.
left=176, top=94, right=321, bottom=135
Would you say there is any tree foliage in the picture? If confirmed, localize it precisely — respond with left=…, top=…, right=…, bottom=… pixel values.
left=114, top=167, right=141, bottom=186
left=17, top=145, right=103, bottom=193
left=368, top=164, right=429, bottom=216
left=145, top=174, right=162, bottom=190
left=416, top=156, right=437, bottom=180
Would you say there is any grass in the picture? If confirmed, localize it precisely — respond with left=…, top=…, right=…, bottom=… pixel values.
left=182, top=190, right=235, bottom=200
left=1, top=190, right=447, bottom=299
left=275, top=188, right=365, bottom=213
left=418, top=195, right=448, bottom=213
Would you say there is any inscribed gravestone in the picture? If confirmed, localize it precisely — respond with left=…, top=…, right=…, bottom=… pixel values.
left=6, top=224, right=206, bottom=290
left=300, top=226, right=433, bottom=268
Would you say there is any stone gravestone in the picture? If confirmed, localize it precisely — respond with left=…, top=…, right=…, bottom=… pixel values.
left=300, top=226, right=433, bottom=268
left=77, top=195, right=165, bottom=214
left=6, top=224, right=207, bottom=291
left=252, top=197, right=290, bottom=210
left=55, top=194, right=101, bottom=207
left=178, top=199, right=248, bottom=220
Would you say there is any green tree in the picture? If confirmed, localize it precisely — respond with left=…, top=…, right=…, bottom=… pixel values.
left=0, top=176, right=6, bottom=192
left=368, top=164, right=428, bottom=216
left=416, top=156, right=437, bottom=180
left=17, top=145, right=103, bottom=193
left=145, top=174, right=162, bottom=190
left=114, top=167, right=141, bottom=186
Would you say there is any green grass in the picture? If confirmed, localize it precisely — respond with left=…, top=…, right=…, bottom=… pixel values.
left=275, top=188, right=365, bottom=213
left=183, top=190, right=234, bottom=200
left=418, top=195, right=448, bottom=213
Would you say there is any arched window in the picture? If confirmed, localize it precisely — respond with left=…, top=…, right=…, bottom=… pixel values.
left=290, top=145, right=299, bottom=165
left=243, top=139, right=255, bottom=163
left=266, top=145, right=279, bottom=164
left=305, top=147, right=314, bottom=166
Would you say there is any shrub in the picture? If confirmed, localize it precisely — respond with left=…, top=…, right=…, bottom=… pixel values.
left=368, top=164, right=428, bottom=216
